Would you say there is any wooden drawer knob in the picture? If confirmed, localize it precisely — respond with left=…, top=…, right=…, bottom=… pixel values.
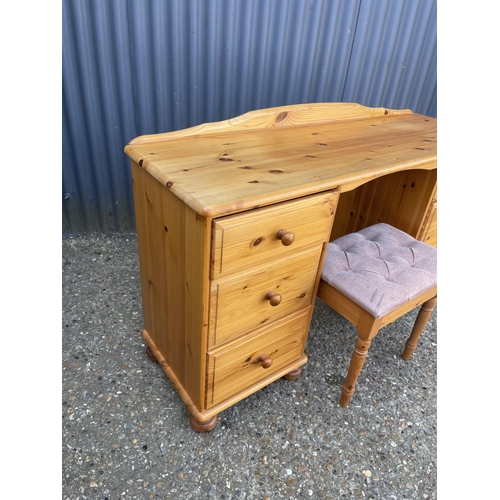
left=258, top=354, right=273, bottom=369
left=276, top=229, right=295, bottom=246
left=265, top=291, right=282, bottom=306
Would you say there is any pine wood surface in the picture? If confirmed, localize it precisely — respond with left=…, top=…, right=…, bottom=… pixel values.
left=209, top=245, right=323, bottom=348
left=126, top=103, right=437, bottom=429
left=317, top=281, right=438, bottom=337
left=127, top=102, right=410, bottom=144
left=131, top=162, right=210, bottom=409
left=206, top=307, right=310, bottom=407
left=141, top=327, right=308, bottom=423
left=330, top=168, right=437, bottom=242
left=317, top=278, right=437, bottom=407
left=418, top=197, right=437, bottom=246
left=211, top=190, right=338, bottom=279
left=124, top=103, right=436, bottom=218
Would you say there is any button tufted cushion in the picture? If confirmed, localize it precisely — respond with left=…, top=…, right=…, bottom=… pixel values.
left=321, top=223, right=437, bottom=318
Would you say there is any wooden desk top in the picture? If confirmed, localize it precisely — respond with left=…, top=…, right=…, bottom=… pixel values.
left=124, top=103, right=437, bottom=217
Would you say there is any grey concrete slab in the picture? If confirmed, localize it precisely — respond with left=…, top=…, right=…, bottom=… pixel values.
left=62, top=234, right=437, bottom=499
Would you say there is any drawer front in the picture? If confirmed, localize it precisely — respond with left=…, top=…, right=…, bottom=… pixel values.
left=209, top=246, right=322, bottom=348
left=206, top=308, right=310, bottom=408
left=211, top=190, right=338, bottom=279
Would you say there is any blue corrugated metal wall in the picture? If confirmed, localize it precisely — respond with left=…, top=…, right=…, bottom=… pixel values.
left=62, top=0, right=437, bottom=234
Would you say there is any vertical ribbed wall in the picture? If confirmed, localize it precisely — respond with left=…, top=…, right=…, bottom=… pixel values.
left=62, top=0, right=437, bottom=234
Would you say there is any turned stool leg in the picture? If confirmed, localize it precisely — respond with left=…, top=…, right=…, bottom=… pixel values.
left=340, top=336, right=372, bottom=407
left=402, top=296, right=437, bottom=361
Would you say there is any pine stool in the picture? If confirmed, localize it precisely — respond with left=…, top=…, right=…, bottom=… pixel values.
left=317, top=223, right=437, bottom=407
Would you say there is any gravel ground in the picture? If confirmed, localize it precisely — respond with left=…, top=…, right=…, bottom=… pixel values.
left=62, top=233, right=438, bottom=499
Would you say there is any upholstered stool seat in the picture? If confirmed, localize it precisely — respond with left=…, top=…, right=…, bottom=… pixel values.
left=318, top=223, right=437, bottom=407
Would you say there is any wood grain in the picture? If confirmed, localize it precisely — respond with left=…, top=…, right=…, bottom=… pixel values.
left=209, top=246, right=323, bottom=348
left=211, top=190, right=338, bottom=279
left=330, top=168, right=437, bottom=242
left=126, top=103, right=437, bottom=427
left=125, top=104, right=436, bottom=218
left=206, top=308, right=310, bottom=407
left=128, top=102, right=412, bottom=144
left=131, top=161, right=210, bottom=409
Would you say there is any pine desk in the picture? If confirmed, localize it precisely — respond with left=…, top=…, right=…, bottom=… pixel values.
left=124, top=103, right=437, bottom=431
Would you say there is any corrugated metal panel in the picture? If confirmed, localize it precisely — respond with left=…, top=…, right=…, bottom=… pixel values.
left=343, top=0, right=437, bottom=115
left=63, top=0, right=138, bottom=232
left=62, top=0, right=436, bottom=234
left=125, top=0, right=360, bottom=136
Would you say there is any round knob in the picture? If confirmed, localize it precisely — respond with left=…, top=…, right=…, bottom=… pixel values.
left=276, top=229, right=295, bottom=246
left=258, top=354, right=273, bottom=369
left=265, top=291, right=282, bottom=306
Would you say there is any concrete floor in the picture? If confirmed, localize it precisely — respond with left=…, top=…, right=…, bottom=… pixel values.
left=62, top=233, right=437, bottom=499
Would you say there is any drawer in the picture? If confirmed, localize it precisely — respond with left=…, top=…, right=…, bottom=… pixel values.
left=208, top=246, right=322, bottom=348
left=211, top=190, right=338, bottom=279
left=206, top=308, right=310, bottom=408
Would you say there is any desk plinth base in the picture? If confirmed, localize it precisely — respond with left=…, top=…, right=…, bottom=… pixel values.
left=141, top=329, right=307, bottom=432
